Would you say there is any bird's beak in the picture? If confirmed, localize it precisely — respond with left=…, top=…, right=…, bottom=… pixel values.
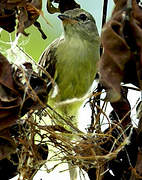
left=58, top=14, right=78, bottom=24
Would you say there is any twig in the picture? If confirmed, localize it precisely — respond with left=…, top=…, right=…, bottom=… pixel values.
left=102, top=0, right=108, bottom=28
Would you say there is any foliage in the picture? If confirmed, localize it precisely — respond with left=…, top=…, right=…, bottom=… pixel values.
left=1, top=0, right=142, bottom=180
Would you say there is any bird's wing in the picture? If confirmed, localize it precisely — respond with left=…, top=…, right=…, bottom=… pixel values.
left=38, top=37, right=64, bottom=79
left=38, top=37, right=64, bottom=94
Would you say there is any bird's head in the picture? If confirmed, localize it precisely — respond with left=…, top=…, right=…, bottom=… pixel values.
left=58, top=8, right=99, bottom=42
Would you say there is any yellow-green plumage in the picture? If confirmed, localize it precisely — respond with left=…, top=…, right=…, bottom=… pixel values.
left=54, top=36, right=99, bottom=116
left=39, top=8, right=100, bottom=180
left=56, top=37, right=98, bottom=99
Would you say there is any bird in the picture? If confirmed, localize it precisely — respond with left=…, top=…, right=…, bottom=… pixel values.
left=38, top=8, right=100, bottom=180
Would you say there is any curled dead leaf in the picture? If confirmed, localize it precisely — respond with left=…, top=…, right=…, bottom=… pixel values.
left=47, top=0, right=80, bottom=14
left=47, top=0, right=60, bottom=14
left=99, top=0, right=142, bottom=102
left=0, top=0, right=47, bottom=39
left=17, top=0, right=45, bottom=37
left=0, top=10, right=16, bottom=32
left=0, top=52, right=48, bottom=131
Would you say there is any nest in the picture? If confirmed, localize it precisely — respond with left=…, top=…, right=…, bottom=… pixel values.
left=9, top=80, right=137, bottom=180
left=0, top=50, right=135, bottom=180
left=12, top=107, right=131, bottom=179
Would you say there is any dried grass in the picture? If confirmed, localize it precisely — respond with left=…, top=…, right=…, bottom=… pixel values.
left=11, top=62, right=133, bottom=179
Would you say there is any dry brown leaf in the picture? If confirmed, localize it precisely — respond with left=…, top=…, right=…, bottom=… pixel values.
left=47, top=0, right=80, bottom=14
left=0, top=0, right=47, bottom=38
left=99, top=0, right=142, bottom=102
left=0, top=52, right=48, bottom=131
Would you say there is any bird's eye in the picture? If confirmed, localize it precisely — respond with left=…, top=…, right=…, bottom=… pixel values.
left=79, top=14, right=88, bottom=21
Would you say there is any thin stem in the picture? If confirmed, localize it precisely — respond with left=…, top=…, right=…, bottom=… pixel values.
left=102, top=0, right=108, bottom=28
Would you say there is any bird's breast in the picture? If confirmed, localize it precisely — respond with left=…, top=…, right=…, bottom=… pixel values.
left=53, top=37, right=99, bottom=102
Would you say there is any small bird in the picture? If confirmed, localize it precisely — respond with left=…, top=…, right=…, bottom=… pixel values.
left=39, top=8, right=100, bottom=180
